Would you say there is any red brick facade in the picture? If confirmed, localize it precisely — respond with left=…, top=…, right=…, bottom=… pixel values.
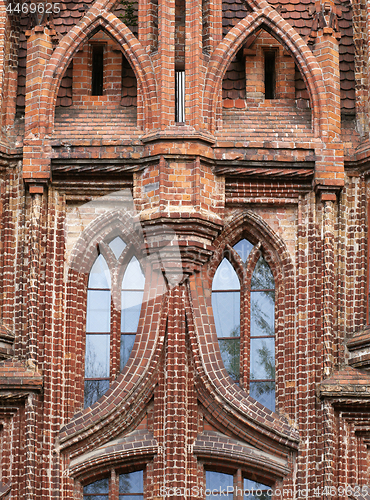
left=0, top=0, right=369, bottom=498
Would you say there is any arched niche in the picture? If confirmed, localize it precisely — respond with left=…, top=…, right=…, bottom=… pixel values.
left=53, top=27, right=139, bottom=143
left=221, top=26, right=312, bottom=139
left=204, top=10, right=326, bottom=137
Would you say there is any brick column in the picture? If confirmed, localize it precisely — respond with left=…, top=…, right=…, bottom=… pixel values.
left=158, top=0, right=175, bottom=128
left=0, top=3, right=19, bottom=143
left=314, top=28, right=341, bottom=142
left=152, top=285, right=199, bottom=500
left=23, top=27, right=53, bottom=184
left=27, top=188, right=44, bottom=368
left=185, top=0, right=202, bottom=128
left=321, top=400, right=336, bottom=500
left=322, top=196, right=335, bottom=378
left=25, top=26, right=53, bottom=136
left=321, top=196, right=336, bottom=500
left=138, top=0, right=158, bottom=52
left=0, top=1, right=6, bottom=132
left=25, top=393, right=40, bottom=500
left=312, top=5, right=344, bottom=192
left=351, top=0, right=369, bottom=137
left=206, top=0, right=222, bottom=51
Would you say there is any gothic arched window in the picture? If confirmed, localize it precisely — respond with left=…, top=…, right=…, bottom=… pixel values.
left=84, top=237, right=145, bottom=408
left=211, top=239, right=276, bottom=411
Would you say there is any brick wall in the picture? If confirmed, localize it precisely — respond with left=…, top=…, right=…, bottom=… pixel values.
left=0, top=0, right=370, bottom=498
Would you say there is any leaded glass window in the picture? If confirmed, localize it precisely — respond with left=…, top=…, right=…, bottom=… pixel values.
left=84, top=237, right=145, bottom=408
left=121, top=257, right=145, bottom=371
left=83, top=470, right=144, bottom=500
left=119, top=470, right=144, bottom=499
left=244, top=478, right=270, bottom=499
left=211, top=238, right=276, bottom=411
left=84, top=255, right=111, bottom=409
left=83, top=477, right=109, bottom=499
left=206, top=471, right=233, bottom=500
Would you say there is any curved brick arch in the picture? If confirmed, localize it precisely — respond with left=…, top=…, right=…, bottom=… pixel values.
left=187, top=210, right=298, bottom=454
left=60, top=267, right=167, bottom=454
left=219, top=210, right=295, bottom=275
left=59, top=205, right=169, bottom=452
left=41, top=8, right=156, bottom=134
left=204, top=6, right=326, bottom=137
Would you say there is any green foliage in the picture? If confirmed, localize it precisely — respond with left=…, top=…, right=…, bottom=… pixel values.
left=219, top=331, right=240, bottom=382
left=119, top=0, right=138, bottom=26
left=251, top=340, right=275, bottom=399
left=257, top=341, right=275, bottom=379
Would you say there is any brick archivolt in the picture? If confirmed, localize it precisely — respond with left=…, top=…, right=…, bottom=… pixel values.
left=204, top=4, right=326, bottom=137
left=59, top=208, right=298, bottom=474
left=34, top=0, right=327, bottom=139
left=41, top=8, right=156, bottom=134
left=186, top=210, right=298, bottom=457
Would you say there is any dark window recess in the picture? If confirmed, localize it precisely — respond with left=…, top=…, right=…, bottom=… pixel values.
left=175, top=70, right=185, bottom=122
left=264, top=51, right=276, bottom=99
left=92, top=45, right=104, bottom=96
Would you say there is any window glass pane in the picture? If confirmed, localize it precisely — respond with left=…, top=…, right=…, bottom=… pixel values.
left=84, top=477, right=109, bottom=494
left=212, top=259, right=240, bottom=291
left=250, top=338, right=275, bottom=381
left=250, top=381, right=275, bottom=412
left=233, top=239, right=253, bottom=263
left=119, top=496, right=144, bottom=500
left=84, top=496, right=109, bottom=500
left=244, top=478, right=270, bottom=500
left=122, top=257, right=145, bottom=290
left=109, top=236, right=126, bottom=259
left=212, top=292, right=240, bottom=338
left=86, top=290, right=111, bottom=333
left=251, top=258, right=274, bottom=290
left=119, top=470, right=144, bottom=494
left=85, top=334, right=110, bottom=378
left=218, top=338, right=240, bottom=382
left=84, top=379, right=110, bottom=408
left=250, top=291, right=274, bottom=337
left=120, top=334, right=136, bottom=370
left=88, top=255, right=111, bottom=289
left=206, top=471, right=233, bottom=499
left=121, top=291, right=144, bottom=333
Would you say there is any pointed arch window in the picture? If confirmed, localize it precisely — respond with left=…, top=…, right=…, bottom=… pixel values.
left=84, top=237, right=145, bottom=408
left=212, top=258, right=241, bottom=382
left=121, top=256, right=145, bottom=370
left=84, top=254, right=111, bottom=409
left=211, top=239, right=276, bottom=411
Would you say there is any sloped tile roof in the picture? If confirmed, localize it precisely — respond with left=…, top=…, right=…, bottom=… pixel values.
left=16, top=1, right=355, bottom=113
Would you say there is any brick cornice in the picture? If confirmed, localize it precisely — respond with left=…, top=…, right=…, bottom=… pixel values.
left=194, top=431, right=291, bottom=480
left=68, top=430, right=157, bottom=479
left=0, top=360, right=43, bottom=392
left=318, top=366, right=370, bottom=400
